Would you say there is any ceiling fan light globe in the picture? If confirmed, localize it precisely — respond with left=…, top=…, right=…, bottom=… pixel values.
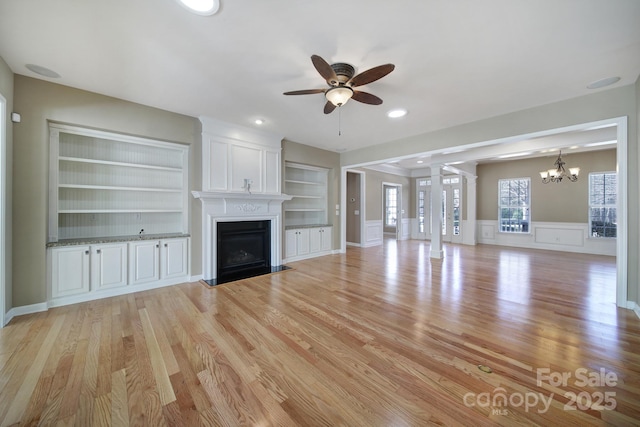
left=325, top=86, right=353, bottom=107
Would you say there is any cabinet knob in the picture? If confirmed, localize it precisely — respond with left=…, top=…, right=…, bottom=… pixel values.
left=164, top=243, right=168, bottom=247
left=96, top=249, right=101, bottom=254
left=156, top=244, right=159, bottom=248
left=85, top=250, right=89, bottom=255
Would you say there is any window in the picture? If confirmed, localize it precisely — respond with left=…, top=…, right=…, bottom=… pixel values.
left=385, top=186, right=398, bottom=226
left=452, top=187, right=460, bottom=236
left=498, top=178, right=530, bottom=233
left=418, top=188, right=426, bottom=233
left=589, top=172, right=617, bottom=238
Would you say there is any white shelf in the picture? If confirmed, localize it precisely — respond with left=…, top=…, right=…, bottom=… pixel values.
left=285, top=179, right=323, bottom=186
left=49, top=123, right=189, bottom=241
left=59, top=156, right=183, bottom=172
left=59, top=209, right=183, bottom=214
left=289, top=194, right=323, bottom=199
left=284, top=162, right=329, bottom=227
left=59, top=184, right=181, bottom=193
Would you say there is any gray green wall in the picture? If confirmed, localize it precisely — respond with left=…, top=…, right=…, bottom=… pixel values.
left=0, top=56, right=13, bottom=316
left=282, top=140, right=340, bottom=249
left=477, top=149, right=616, bottom=222
left=12, top=76, right=201, bottom=307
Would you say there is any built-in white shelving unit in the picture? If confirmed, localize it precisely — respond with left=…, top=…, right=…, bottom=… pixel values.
left=49, top=123, right=189, bottom=241
left=283, top=162, right=329, bottom=227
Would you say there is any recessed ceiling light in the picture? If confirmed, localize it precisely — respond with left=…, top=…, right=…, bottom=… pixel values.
left=417, top=160, right=424, bottom=164
left=587, top=76, right=620, bottom=90
left=254, top=119, right=264, bottom=125
left=25, top=64, right=60, bottom=78
left=387, top=109, right=407, bottom=118
left=176, top=0, right=220, bottom=15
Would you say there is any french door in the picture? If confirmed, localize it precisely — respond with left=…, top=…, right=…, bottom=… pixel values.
left=416, top=177, right=462, bottom=243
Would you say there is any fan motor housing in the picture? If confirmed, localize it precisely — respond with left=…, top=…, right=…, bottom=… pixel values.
left=330, top=62, right=355, bottom=84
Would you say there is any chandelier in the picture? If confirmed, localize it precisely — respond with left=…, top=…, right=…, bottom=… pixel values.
left=539, top=151, right=579, bottom=183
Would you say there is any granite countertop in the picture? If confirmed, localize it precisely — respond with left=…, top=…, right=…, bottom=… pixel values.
left=284, top=224, right=332, bottom=230
left=46, top=233, right=190, bottom=248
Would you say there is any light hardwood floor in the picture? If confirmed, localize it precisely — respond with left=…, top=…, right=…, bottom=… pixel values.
left=1, top=240, right=639, bottom=426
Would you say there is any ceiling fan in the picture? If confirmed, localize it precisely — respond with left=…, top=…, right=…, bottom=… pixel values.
left=283, top=55, right=395, bottom=114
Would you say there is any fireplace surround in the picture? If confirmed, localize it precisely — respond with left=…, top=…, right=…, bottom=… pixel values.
left=193, top=117, right=292, bottom=285
left=192, top=191, right=292, bottom=284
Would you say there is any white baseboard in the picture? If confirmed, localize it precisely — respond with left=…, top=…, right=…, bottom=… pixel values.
left=346, top=242, right=361, bottom=247
left=5, top=275, right=191, bottom=324
left=629, top=301, right=640, bottom=320
left=190, top=274, right=204, bottom=282
left=5, top=302, right=48, bottom=325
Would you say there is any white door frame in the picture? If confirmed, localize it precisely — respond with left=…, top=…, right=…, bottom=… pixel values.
left=0, top=93, right=6, bottom=327
left=382, top=182, right=402, bottom=240
left=345, top=170, right=365, bottom=246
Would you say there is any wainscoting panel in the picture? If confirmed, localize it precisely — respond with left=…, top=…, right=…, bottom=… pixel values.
left=535, top=226, right=583, bottom=247
left=476, top=220, right=615, bottom=256
left=364, top=220, right=383, bottom=247
left=401, top=218, right=411, bottom=240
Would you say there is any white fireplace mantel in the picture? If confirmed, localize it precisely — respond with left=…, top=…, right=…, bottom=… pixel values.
left=193, top=190, right=293, bottom=281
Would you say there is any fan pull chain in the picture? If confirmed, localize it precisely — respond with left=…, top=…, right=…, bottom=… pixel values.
left=338, top=106, right=342, bottom=136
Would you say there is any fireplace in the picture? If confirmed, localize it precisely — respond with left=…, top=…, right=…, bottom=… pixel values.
left=193, top=116, right=293, bottom=285
left=217, top=220, right=271, bottom=282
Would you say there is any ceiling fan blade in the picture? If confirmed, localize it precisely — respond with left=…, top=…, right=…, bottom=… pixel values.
left=349, top=64, right=395, bottom=87
left=283, top=89, right=326, bottom=95
left=352, top=91, right=383, bottom=105
left=324, top=101, right=337, bottom=114
left=311, top=55, right=338, bottom=84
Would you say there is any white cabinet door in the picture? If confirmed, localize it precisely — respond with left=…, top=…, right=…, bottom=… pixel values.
left=296, top=229, right=310, bottom=256
left=309, top=228, right=322, bottom=253
left=285, top=230, right=298, bottom=258
left=286, top=228, right=311, bottom=258
left=320, top=227, right=332, bottom=252
left=309, top=227, right=332, bottom=254
left=161, top=238, right=188, bottom=279
left=92, top=243, right=128, bottom=290
left=129, top=240, right=160, bottom=285
left=51, top=246, right=90, bottom=298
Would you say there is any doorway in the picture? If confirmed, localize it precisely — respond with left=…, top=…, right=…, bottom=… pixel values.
left=417, top=176, right=463, bottom=244
left=346, top=171, right=363, bottom=246
left=383, top=183, right=402, bottom=240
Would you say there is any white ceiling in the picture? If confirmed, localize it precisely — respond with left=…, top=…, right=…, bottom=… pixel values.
left=1, top=0, right=639, bottom=154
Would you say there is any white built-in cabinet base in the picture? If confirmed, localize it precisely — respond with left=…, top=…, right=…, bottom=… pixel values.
left=284, top=226, right=333, bottom=262
left=47, top=237, right=190, bottom=308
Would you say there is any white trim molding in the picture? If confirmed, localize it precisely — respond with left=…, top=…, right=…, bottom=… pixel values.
left=477, top=220, right=616, bottom=256
left=363, top=220, right=383, bottom=247
left=5, top=303, right=48, bottom=326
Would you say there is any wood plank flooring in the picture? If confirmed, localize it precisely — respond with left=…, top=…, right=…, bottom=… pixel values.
left=1, top=240, right=639, bottom=426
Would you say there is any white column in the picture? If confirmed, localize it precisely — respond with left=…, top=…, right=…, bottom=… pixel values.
left=430, top=165, right=444, bottom=259
left=464, top=175, right=477, bottom=245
